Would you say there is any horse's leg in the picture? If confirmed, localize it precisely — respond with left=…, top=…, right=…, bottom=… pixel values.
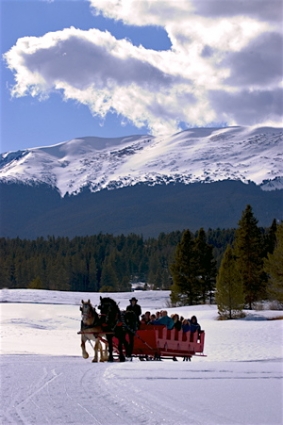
left=97, top=339, right=105, bottom=362
left=119, top=330, right=131, bottom=358
left=102, top=340, right=109, bottom=362
left=107, top=335, right=114, bottom=362
left=81, top=335, right=89, bottom=359
left=117, top=330, right=125, bottom=362
left=118, top=340, right=125, bottom=362
left=97, top=340, right=103, bottom=362
left=92, top=338, right=99, bottom=362
left=126, top=332, right=134, bottom=358
left=99, top=336, right=108, bottom=362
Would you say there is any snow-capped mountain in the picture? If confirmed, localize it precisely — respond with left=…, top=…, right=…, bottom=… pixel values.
left=1, top=126, right=282, bottom=196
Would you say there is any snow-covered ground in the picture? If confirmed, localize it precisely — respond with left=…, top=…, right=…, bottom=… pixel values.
left=1, top=289, right=282, bottom=425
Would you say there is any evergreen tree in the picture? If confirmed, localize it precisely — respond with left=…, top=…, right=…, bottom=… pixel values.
left=234, top=205, right=264, bottom=309
left=207, top=228, right=235, bottom=268
left=28, top=276, right=43, bottom=289
left=0, top=250, right=11, bottom=288
left=113, top=250, right=125, bottom=281
left=264, top=223, right=283, bottom=304
left=148, top=252, right=162, bottom=289
left=170, top=230, right=200, bottom=305
left=88, top=257, right=98, bottom=292
left=216, top=245, right=245, bottom=319
left=48, top=259, right=70, bottom=291
left=193, top=228, right=217, bottom=303
left=99, top=261, right=119, bottom=292
left=108, top=250, right=131, bottom=292
left=263, top=219, right=277, bottom=257
left=8, top=258, right=18, bottom=288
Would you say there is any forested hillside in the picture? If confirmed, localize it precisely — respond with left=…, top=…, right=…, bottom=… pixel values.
left=1, top=180, right=282, bottom=239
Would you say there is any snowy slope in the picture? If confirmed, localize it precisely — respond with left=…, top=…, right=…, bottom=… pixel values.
left=1, top=126, right=282, bottom=196
left=1, top=289, right=283, bottom=425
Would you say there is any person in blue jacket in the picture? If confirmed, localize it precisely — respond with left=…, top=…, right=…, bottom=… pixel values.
left=151, top=310, right=174, bottom=330
left=181, top=319, right=191, bottom=333
left=190, top=315, right=201, bottom=332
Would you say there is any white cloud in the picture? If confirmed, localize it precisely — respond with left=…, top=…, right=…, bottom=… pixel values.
left=3, top=0, right=283, bottom=135
left=89, top=0, right=193, bottom=28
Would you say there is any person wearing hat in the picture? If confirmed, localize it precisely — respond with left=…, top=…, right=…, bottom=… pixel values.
left=126, top=297, right=142, bottom=328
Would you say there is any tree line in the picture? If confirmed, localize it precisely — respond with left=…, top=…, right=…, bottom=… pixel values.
left=1, top=228, right=234, bottom=292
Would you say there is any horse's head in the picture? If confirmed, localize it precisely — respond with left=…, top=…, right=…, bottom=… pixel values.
left=80, top=299, right=99, bottom=326
left=98, top=296, right=120, bottom=327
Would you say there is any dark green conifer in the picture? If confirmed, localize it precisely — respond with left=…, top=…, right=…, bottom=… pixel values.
left=193, top=228, right=217, bottom=303
left=216, top=245, right=245, bottom=319
left=263, top=218, right=277, bottom=257
left=234, top=205, right=264, bottom=309
left=170, top=229, right=199, bottom=305
left=264, top=223, right=283, bottom=304
left=28, top=276, right=43, bottom=289
left=99, top=261, right=119, bottom=292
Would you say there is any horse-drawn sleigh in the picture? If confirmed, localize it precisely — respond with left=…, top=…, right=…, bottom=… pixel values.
left=78, top=297, right=206, bottom=362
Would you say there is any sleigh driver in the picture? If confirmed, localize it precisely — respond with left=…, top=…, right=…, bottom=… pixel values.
left=126, top=297, right=142, bottom=329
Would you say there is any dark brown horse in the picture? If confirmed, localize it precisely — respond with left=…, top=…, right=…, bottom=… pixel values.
left=80, top=299, right=108, bottom=362
left=98, top=296, right=137, bottom=362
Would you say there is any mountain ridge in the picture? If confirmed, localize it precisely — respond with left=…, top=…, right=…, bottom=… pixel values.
left=1, top=126, right=282, bottom=196
left=1, top=125, right=282, bottom=239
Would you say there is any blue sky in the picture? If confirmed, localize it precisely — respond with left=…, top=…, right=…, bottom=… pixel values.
left=1, top=0, right=282, bottom=153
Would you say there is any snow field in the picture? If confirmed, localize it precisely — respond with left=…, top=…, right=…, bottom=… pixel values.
left=0, top=289, right=282, bottom=425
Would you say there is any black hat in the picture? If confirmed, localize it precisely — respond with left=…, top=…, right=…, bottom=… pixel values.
left=129, top=297, right=138, bottom=302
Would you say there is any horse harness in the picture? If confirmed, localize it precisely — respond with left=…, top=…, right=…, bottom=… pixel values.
left=99, top=303, right=136, bottom=335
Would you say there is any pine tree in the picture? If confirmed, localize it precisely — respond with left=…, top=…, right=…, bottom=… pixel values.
left=109, top=250, right=131, bottom=292
left=48, top=259, right=70, bottom=291
left=148, top=253, right=163, bottom=289
left=28, top=276, right=43, bottom=289
left=193, top=228, right=217, bottom=303
left=0, top=248, right=11, bottom=288
left=263, top=219, right=277, bottom=257
left=216, top=245, right=245, bottom=319
left=234, top=205, right=264, bottom=309
left=99, top=261, right=119, bottom=292
left=170, top=230, right=200, bottom=305
left=264, top=223, right=283, bottom=304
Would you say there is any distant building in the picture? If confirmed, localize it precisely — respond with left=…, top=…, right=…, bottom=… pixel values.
left=131, top=282, right=147, bottom=291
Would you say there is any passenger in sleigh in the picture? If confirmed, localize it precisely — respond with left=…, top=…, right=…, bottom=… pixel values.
left=150, top=310, right=175, bottom=330
left=148, top=313, right=156, bottom=323
left=181, top=319, right=191, bottom=333
left=171, top=313, right=182, bottom=331
left=190, top=315, right=201, bottom=332
left=144, top=311, right=151, bottom=324
left=140, top=311, right=151, bottom=325
left=182, top=316, right=201, bottom=333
